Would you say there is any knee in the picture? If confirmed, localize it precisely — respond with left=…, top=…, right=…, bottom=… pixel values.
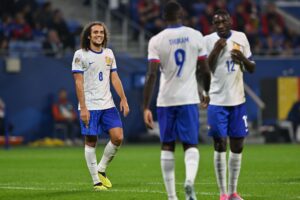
left=229, top=137, right=244, bottom=153
left=213, top=138, right=227, bottom=152
left=85, top=136, right=97, bottom=147
left=161, top=142, right=175, bottom=151
left=111, top=134, right=123, bottom=146
left=230, top=144, right=243, bottom=153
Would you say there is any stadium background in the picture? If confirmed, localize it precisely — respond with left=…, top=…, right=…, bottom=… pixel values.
left=0, top=1, right=300, bottom=199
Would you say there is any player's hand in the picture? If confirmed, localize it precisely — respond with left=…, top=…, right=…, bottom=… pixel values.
left=143, top=108, right=154, bottom=129
left=214, top=38, right=227, bottom=51
left=120, top=98, right=130, bottom=117
left=231, top=49, right=245, bottom=64
left=80, top=107, right=90, bottom=128
left=200, top=94, right=210, bottom=109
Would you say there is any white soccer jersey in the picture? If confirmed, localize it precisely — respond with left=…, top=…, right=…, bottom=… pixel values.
left=148, top=25, right=207, bottom=107
left=204, top=30, right=254, bottom=106
left=72, top=48, right=117, bottom=110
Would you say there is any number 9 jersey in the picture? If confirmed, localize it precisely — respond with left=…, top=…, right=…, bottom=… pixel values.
left=148, top=25, right=207, bottom=107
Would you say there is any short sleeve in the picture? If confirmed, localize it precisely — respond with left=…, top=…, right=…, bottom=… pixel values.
left=148, top=36, right=160, bottom=63
left=243, top=33, right=253, bottom=61
left=72, top=50, right=84, bottom=73
left=196, top=31, right=207, bottom=60
left=106, top=49, right=117, bottom=72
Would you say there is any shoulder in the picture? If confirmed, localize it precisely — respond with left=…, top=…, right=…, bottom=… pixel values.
left=103, top=48, right=114, bottom=55
left=232, top=30, right=248, bottom=41
left=74, top=49, right=89, bottom=58
left=186, top=27, right=204, bottom=38
left=204, top=32, right=217, bottom=39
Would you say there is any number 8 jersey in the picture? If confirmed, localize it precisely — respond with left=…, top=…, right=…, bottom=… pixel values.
left=72, top=48, right=117, bottom=110
left=148, top=25, right=207, bottom=107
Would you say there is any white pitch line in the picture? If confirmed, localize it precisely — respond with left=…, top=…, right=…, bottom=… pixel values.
left=146, top=181, right=300, bottom=186
left=0, top=185, right=300, bottom=199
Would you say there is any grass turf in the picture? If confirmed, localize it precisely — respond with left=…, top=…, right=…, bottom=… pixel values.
left=0, top=144, right=299, bottom=200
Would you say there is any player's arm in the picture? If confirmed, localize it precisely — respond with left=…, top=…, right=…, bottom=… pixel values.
left=73, top=73, right=89, bottom=127
left=197, top=59, right=211, bottom=108
left=231, top=50, right=255, bottom=73
left=143, top=61, right=159, bottom=129
left=207, top=38, right=227, bottom=73
left=111, top=71, right=129, bottom=117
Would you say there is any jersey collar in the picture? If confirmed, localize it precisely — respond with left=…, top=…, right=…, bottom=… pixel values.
left=166, top=24, right=183, bottom=29
left=217, top=30, right=232, bottom=40
left=89, top=48, right=103, bottom=54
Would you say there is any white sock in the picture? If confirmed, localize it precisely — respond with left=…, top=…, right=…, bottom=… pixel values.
left=214, top=151, right=227, bottom=195
left=161, top=150, right=177, bottom=200
left=84, top=145, right=100, bottom=185
left=98, top=141, right=119, bottom=173
left=184, top=147, right=199, bottom=185
left=228, top=151, right=242, bottom=195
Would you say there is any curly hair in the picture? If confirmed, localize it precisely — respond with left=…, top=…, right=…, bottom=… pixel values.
left=80, top=21, right=109, bottom=51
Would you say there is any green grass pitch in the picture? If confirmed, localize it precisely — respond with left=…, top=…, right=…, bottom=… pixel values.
left=0, top=144, right=299, bottom=200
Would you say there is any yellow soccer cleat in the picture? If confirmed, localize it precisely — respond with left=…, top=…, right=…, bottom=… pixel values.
left=98, top=172, right=112, bottom=188
left=93, top=182, right=107, bottom=191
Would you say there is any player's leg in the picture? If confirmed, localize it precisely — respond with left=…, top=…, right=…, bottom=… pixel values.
left=208, top=105, right=230, bottom=200
left=227, top=103, right=248, bottom=200
left=97, top=107, right=123, bottom=188
left=158, top=106, right=178, bottom=200
left=228, top=137, right=244, bottom=200
left=81, top=110, right=107, bottom=190
left=213, top=137, right=228, bottom=200
left=177, top=104, right=200, bottom=200
left=97, top=127, right=123, bottom=188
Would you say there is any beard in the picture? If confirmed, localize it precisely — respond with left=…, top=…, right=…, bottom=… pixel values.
left=91, top=41, right=102, bottom=47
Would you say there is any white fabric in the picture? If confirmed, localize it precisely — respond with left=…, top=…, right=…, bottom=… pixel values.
left=148, top=26, right=207, bottom=107
left=161, top=150, right=177, bottom=200
left=98, top=141, right=119, bottom=172
left=204, top=30, right=254, bottom=106
left=228, top=151, right=242, bottom=195
left=72, top=48, right=117, bottom=110
left=84, top=145, right=100, bottom=184
left=184, top=147, right=199, bottom=185
left=214, top=151, right=227, bottom=195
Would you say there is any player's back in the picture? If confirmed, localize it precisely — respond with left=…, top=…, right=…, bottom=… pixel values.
left=148, top=25, right=207, bottom=107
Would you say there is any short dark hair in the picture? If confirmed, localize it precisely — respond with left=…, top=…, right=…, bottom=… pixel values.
left=80, top=21, right=109, bottom=51
left=163, top=1, right=182, bottom=21
left=213, top=9, right=230, bottom=18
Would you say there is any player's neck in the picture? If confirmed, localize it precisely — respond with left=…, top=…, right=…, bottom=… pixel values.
left=166, top=19, right=182, bottom=28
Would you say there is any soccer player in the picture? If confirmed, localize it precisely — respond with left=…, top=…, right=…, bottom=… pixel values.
left=143, top=1, right=211, bottom=200
left=72, top=21, right=129, bottom=191
left=204, top=10, right=256, bottom=200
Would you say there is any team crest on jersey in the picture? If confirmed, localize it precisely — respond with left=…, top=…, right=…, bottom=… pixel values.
left=105, top=56, right=113, bottom=67
left=233, top=42, right=240, bottom=50
left=75, top=57, right=81, bottom=64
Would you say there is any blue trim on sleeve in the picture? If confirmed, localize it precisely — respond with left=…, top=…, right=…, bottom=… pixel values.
left=72, top=70, right=84, bottom=74
left=110, top=68, right=117, bottom=72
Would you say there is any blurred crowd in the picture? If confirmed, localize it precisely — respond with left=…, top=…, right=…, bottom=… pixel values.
left=129, top=0, right=300, bottom=56
left=1, top=0, right=300, bottom=57
left=0, top=0, right=81, bottom=57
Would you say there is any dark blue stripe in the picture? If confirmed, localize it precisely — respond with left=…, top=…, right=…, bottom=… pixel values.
left=166, top=24, right=183, bottom=29
left=110, top=68, right=117, bottom=72
left=72, top=70, right=84, bottom=73
left=89, top=48, right=103, bottom=54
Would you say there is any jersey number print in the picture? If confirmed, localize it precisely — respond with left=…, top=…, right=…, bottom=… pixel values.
left=174, top=49, right=186, bottom=77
